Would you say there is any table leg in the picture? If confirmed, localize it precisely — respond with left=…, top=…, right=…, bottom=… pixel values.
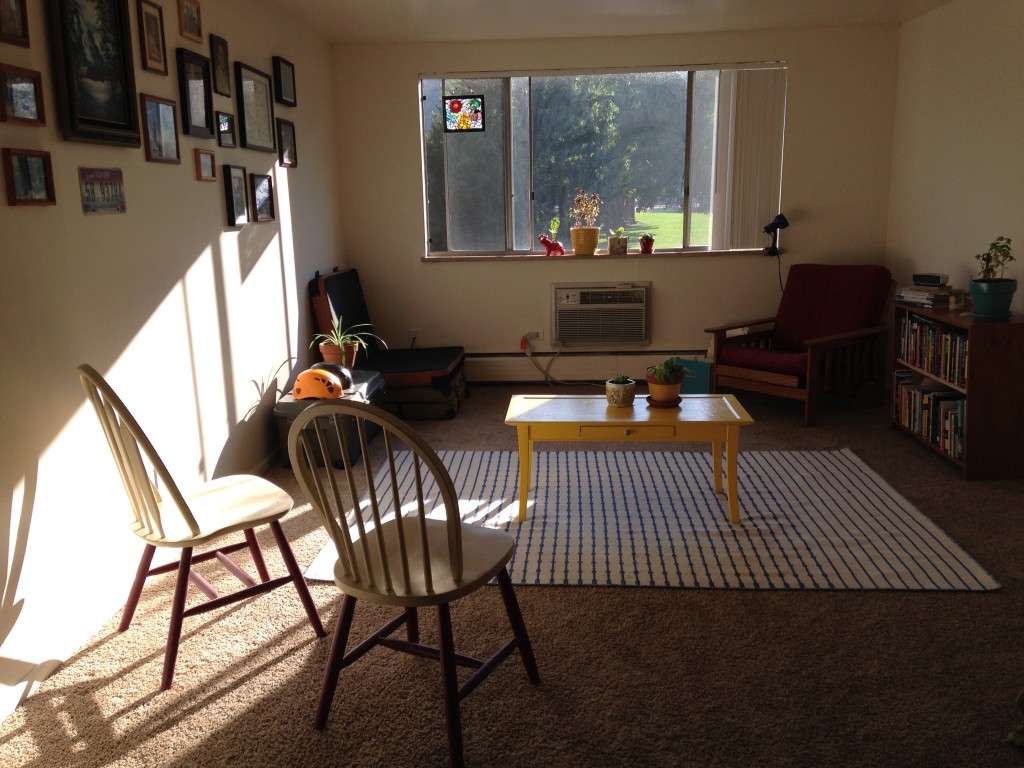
left=711, top=439, right=723, bottom=494
left=725, top=426, right=740, bottom=524
left=516, top=427, right=532, bottom=521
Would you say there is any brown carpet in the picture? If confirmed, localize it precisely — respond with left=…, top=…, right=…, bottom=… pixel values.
left=2, top=384, right=1023, bottom=767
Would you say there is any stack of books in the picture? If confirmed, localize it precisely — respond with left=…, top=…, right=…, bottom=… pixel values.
left=895, top=283, right=954, bottom=308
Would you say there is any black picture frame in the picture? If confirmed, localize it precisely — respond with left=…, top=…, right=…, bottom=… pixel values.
left=3, top=148, right=55, bottom=206
left=272, top=56, right=296, bottom=107
left=216, top=110, right=235, bottom=147
left=235, top=61, right=275, bottom=152
left=1, top=0, right=29, bottom=47
left=276, top=117, right=296, bottom=168
left=210, top=33, right=229, bottom=97
left=137, top=0, right=167, bottom=75
left=140, top=92, right=180, bottom=164
left=223, top=163, right=248, bottom=226
left=176, top=48, right=213, bottom=138
left=46, top=0, right=140, bottom=146
left=250, top=172, right=274, bottom=222
left=1, top=64, right=45, bottom=126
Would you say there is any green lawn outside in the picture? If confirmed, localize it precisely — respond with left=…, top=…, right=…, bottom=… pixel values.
left=597, top=211, right=711, bottom=250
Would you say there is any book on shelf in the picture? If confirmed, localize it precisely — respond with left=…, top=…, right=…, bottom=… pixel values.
left=896, top=284, right=953, bottom=307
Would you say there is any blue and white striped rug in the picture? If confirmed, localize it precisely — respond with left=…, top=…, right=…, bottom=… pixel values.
left=304, top=449, right=998, bottom=591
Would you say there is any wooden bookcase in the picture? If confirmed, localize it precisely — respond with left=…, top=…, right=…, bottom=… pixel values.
left=893, top=302, right=1024, bottom=479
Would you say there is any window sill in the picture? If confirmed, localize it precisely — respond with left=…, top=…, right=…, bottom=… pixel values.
left=423, top=248, right=767, bottom=262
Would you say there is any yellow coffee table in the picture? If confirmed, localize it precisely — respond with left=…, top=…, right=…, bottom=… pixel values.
left=504, top=394, right=754, bottom=524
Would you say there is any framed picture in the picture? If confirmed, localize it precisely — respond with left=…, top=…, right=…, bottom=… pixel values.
left=176, top=48, right=213, bottom=137
left=78, top=167, right=127, bottom=214
left=140, top=93, right=180, bottom=163
left=276, top=118, right=297, bottom=168
left=137, top=0, right=167, bottom=75
left=194, top=149, right=216, bottom=181
left=177, top=0, right=201, bottom=43
left=272, top=56, right=296, bottom=107
left=47, top=0, right=140, bottom=146
left=235, top=61, right=275, bottom=152
left=0, top=0, right=29, bottom=47
left=3, top=148, right=55, bottom=206
left=249, top=173, right=274, bottom=222
left=210, top=33, right=229, bottom=97
left=216, top=111, right=235, bottom=147
left=223, top=164, right=248, bottom=226
left=1, top=64, right=45, bottom=126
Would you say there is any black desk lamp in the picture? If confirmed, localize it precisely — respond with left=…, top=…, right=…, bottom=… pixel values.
left=763, top=213, right=789, bottom=256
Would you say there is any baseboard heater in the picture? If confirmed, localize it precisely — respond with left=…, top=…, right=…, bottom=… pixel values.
left=551, top=282, right=651, bottom=346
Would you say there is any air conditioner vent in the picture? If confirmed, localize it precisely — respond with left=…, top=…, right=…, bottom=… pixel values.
left=551, top=282, right=651, bottom=346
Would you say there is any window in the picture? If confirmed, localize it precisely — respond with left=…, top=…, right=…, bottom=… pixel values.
left=421, top=65, right=786, bottom=257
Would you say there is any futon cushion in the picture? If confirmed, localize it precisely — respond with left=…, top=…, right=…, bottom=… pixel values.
left=718, top=344, right=807, bottom=377
left=772, top=264, right=892, bottom=351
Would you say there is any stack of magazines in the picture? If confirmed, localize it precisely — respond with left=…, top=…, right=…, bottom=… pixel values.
left=895, top=284, right=954, bottom=308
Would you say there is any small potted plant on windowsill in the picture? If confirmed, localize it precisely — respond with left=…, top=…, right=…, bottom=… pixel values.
left=605, top=374, right=636, bottom=407
left=970, top=235, right=1017, bottom=320
left=645, top=356, right=689, bottom=406
left=310, top=318, right=387, bottom=368
left=608, top=226, right=628, bottom=256
left=639, top=233, right=655, bottom=254
left=569, top=189, right=602, bottom=256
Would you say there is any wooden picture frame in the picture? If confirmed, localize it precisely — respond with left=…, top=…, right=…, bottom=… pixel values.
left=46, top=0, right=140, bottom=146
left=1, top=64, right=45, bottom=126
left=216, top=111, right=235, bottom=147
left=272, top=56, right=296, bottom=107
left=210, top=33, right=230, bottom=97
left=235, top=61, right=275, bottom=152
left=177, top=0, right=201, bottom=43
left=3, top=148, right=55, bottom=206
left=140, top=93, right=180, bottom=164
left=0, top=0, right=29, bottom=47
left=223, top=164, right=248, bottom=226
left=137, top=0, right=168, bottom=75
left=194, top=149, right=215, bottom=181
left=78, top=167, right=127, bottom=214
left=250, top=173, right=274, bottom=222
left=176, top=48, right=213, bottom=137
left=276, top=117, right=296, bottom=168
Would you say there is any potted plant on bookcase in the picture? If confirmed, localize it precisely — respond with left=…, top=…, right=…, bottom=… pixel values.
left=310, top=318, right=386, bottom=368
left=605, top=374, right=636, bottom=407
left=645, top=357, right=690, bottom=407
left=970, top=235, right=1016, bottom=320
left=568, top=189, right=602, bottom=256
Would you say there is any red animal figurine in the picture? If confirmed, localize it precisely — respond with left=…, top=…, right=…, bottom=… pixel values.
left=538, top=233, right=565, bottom=256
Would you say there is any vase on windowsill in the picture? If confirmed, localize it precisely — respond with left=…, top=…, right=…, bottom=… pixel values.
left=570, top=227, right=600, bottom=256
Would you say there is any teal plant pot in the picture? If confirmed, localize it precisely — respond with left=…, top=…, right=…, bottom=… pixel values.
left=969, top=278, right=1017, bottom=319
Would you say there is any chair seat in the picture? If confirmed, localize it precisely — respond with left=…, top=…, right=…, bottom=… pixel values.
left=334, top=517, right=514, bottom=607
left=718, top=343, right=807, bottom=377
left=135, top=475, right=293, bottom=546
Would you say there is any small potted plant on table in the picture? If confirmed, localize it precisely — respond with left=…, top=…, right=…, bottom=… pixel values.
left=605, top=374, right=636, bottom=407
left=645, top=356, right=689, bottom=406
left=970, top=236, right=1016, bottom=319
left=310, top=318, right=386, bottom=368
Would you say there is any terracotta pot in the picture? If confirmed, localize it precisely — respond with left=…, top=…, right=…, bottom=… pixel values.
left=570, top=227, right=600, bottom=256
left=319, top=341, right=344, bottom=365
left=645, top=373, right=682, bottom=403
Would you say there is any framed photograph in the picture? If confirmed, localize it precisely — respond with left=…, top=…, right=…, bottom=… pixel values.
left=0, top=0, right=29, bottom=47
left=249, top=172, right=274, bottom=222
left=176, top=48, right=213, bottom=137
left=235, top=61, right=275, bottom=152
left=177, top=0, right=201, bottom=43
left=3, top=149, right=55, bottom=206
left=216, top=111, right=235, bottom=147
left=47, top=0, right=140, bottom=146
left=209, top=33, right=229, bottom=97
left=223, top=164, right=248, bottom=226
left=1, top=64, right=45, bottom=126
left=276, top=117, right=297, bottom=168
left=78, top=167, right=126, bottom=214
left=140, top=93, right=180, bottom=163
left=194, top=148, right=216, bottom=181
left=272, top=56, right=296, bottom=107
left=137, top=0, right=167, bottom=75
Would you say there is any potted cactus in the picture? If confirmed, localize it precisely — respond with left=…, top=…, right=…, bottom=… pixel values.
left=608, top=226, right=628, bottom=256
left=605, top=374, right=636, bottom=407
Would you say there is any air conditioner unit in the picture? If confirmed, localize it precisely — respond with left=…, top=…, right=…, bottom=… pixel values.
left=551, top=282, right=651, bottom=346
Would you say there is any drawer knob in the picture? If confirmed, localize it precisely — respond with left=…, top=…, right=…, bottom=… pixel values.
left=624, top=429, right=631, bottom=436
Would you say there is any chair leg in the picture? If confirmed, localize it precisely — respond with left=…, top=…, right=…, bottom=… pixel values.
left=405, top=608, right=419, bottom=643
left=244, top=528, right=271, bottom=582
left=315, top=594, right=357, bottom=730
left=269, top=520, right=325, bottom=638
left=496, top=569, right=541, bottom=684
left=161, top=548, right=193, bottom=691
left=437, top=603, right=464, bottom=768
left=119, top=543, right=157, bottom=632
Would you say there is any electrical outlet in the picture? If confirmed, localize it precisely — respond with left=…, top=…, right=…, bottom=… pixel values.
left=523, top=329, right=543, bottom=341
left=407, top=328, right=419, bottom=347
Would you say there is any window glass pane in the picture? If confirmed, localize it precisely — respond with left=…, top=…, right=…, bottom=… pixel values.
left=688, top=70, right=718, bottom=248
left=445, top=78, right=506, bottom=251
left=421, top=79, right=448, bottom=252
left=511, top=77, right=532, bottom=250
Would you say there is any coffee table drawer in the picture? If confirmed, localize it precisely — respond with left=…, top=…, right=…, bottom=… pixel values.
left=579, top=425, right=676, bottom=440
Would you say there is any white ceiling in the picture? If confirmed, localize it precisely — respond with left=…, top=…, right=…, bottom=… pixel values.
left=275, top=0, right=954, bottom=44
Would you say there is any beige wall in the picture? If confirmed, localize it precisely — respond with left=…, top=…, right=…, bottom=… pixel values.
left=333, top=26, right=900, bottom=358
left=0, top=0, right=341, bottom=717
left=887, top=0, right=1024, bottom=312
